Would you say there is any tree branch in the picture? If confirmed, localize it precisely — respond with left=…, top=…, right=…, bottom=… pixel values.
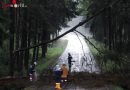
left=14, top=0, right=120, bottom=53
left=75, top=30, right=103, bottom=54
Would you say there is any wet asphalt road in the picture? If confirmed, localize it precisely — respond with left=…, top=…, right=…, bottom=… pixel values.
left=57, top=16, right=100, bottom=73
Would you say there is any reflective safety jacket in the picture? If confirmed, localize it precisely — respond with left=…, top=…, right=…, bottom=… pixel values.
left=61, top=66, right=69, bottom=78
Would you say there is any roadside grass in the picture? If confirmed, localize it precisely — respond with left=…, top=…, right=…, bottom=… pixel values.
left=86, top=38, right=129, bottom=90
left=86, top=38, right=105, bottom=56
left=86, top=38, right=118, bottom=73
left=113, top=86, right=124, bottom=90
left=86, top=38, right=105, bottom=66
left=72, top=72, right=126, bottom=90
left=36, top=39, right=68, bottom=74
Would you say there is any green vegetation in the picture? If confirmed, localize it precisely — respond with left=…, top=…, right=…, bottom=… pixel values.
left=87, top=38, right=130, bottom=74
left=86, top=38, right=105, bottom=56
left=79, top=0, right=130, bottom=76
left=0, top=0, right=130, bottom=89
left=36, top=39, right=68, bottom=74
left=0, top=47, right=9, bottom=77
left=87, top=38, right=109, bottom=72
left=0, top=0, right=77, bottom=76
left=113, top=86, right=124, bottom=90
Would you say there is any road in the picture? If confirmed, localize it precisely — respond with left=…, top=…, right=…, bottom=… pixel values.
left=58, top=16, right=100, bottom=73
left=24, top=16, right=110, bottom=90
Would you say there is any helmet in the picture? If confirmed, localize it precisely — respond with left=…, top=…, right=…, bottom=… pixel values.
left=34, top=61, right=37, bottom=65
left=62, top=62, right=66, bottom=66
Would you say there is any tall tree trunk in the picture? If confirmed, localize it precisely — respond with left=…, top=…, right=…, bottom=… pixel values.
left=23, top=8, right=28, bottom=75
left=35, top=33, right=40, bottom=63
left=32, top=19, right=38, bottom=64
left=15, top=7, right=20, bottom=73
left=32, top=35, right=37, bottom=64
left=41, top=31, right=48, bottom=58
left=108, top=7, right=112, bottom=50
left=9, top=7, right=15, bottom=76
left=19, top=9, right=24, bottom=76
left=24, top=9, right=30, bottom=75
left=25, top=21, right=31, bottom=75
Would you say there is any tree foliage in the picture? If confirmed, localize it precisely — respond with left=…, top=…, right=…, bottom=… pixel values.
left=79, top=0, right=130, bottom=73
left=0, top=0, right=77, bottom=76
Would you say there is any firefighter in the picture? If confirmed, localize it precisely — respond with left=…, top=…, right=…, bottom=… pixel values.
left=61, top=63, right=69, bottom=82
left=29, top=64, right=35, bottom=81
left=54, top=65, right=62, bottom=90
left=68, top=53, right=75, bottom=72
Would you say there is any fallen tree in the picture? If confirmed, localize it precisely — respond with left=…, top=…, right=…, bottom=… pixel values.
left=14, top=0, right=120, bottom=53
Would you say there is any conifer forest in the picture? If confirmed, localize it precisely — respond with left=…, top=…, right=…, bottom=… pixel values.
left=0, top=0, right=130, bottom=90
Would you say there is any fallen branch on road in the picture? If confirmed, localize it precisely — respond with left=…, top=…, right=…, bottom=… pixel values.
left=75, top=30, right=103, bottom=54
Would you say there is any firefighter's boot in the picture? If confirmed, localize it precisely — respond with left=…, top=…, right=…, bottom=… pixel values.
left=55, top=83, right=62, bottom=90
